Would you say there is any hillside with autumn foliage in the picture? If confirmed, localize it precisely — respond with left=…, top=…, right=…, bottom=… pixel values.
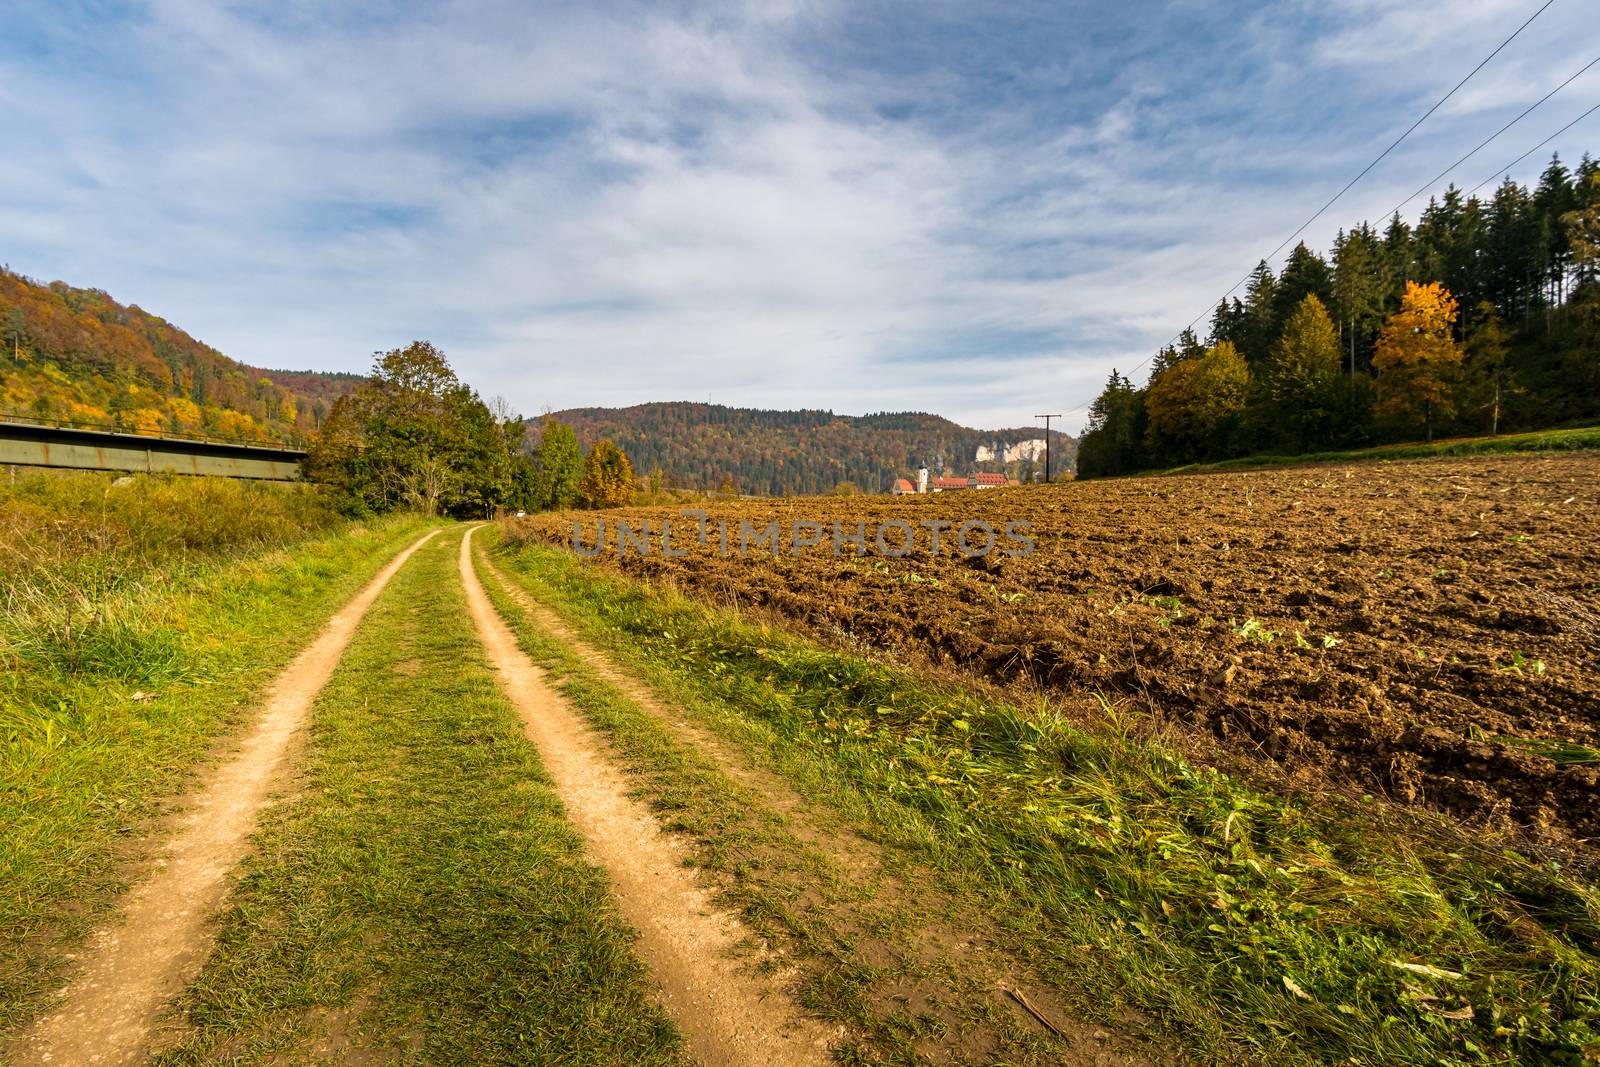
left=0, top=268, right=358, bottom=446
left=548, top=403, right=1075, bottom=495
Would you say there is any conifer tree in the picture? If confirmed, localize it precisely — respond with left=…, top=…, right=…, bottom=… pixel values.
left=1534, top=155, right=1577, bottom=310
left=1272, top=243, right=1334, bottom=335
left=1332, top=224, right=1386, bottom=374
left=1238, top=261, right=1278, bottom=366
left=1462, top=301, right=1514, bottom=435
left=1075, top=370, right=1146, bottom=478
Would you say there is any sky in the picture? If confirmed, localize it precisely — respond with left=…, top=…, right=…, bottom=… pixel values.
left=2, top=0, right=1598, bottom=434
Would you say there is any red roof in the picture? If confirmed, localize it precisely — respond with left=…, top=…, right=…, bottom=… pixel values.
left=971, top=472, right=1009, bottom=486
left=892, top=478, right=915, bottom=492
left=931, top=476, right=969, bottom=490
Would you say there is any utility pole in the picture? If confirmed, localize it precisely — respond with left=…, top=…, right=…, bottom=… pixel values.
left=1035, top=414, right=1061, bottom=484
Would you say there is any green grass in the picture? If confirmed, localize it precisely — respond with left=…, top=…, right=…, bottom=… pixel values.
left=471, top=540, right=1080, bottom=1064
left=151, top=531, right=685, bottom=1065
left=1, top=471, right=345, bottom=678
left=0, top=472, right=431, bottom=1032
left=1158, top=424, right=1600, bottom=476
left=491, top=533, right=1600, bottom=1067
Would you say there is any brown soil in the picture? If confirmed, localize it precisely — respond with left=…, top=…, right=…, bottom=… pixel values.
left=8, top=531, right=440, bottom=1067
left=459, top=527, right=839, bottom=1067
left=511, top=454, right=1600, bottom=853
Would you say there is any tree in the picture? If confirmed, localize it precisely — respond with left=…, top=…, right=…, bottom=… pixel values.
left=1534, top=155, right=1577, bottom=310
left=1075, top=370, right=1147, bottom=478
left=303, top=340, right=518, bottom=516
left=580, top=438, right=636, bottom=508
left=1208, top=297, right=1245, bottom=348
left=1562, top=168, right=1600, bottom=290
left=533, top=418, right=583, bottom=510
left=3, top=307, right=26, bottom=361
left=1238, top=260, right=1278, bottom=366
left=1272, top=243, right=1334, bottom=336
left=1144, top=340, right=1250, bottom=464
left=1461, top=302, right=1514, bottom=435
left=402, top=453, right=457, bottom=517
left=1332, top=224, right=1386, bottom=374
left=1480, top=179, right=1542, bottom=321
left=1382, top=212, right=1416, bottom=304
left=1373, top=282, right=1463, bottom=441
left=1260, top=294, right=1342, bottom=451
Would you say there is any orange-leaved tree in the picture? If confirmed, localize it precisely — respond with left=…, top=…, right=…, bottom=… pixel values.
left=1373, top=281, right=1461, bottom=441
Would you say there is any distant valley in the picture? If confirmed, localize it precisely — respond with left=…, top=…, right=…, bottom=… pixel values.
left=546, top=403, right=1075, bottom=496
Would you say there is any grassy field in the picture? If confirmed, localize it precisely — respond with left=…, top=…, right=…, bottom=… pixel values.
left=0, top=472, right=430, bottom=1032
left=150, top=531, right=685, bottom=1064
left=1158, top=423, right=1600, bottom=476
left=489, top=529, right=1600, bottom=1066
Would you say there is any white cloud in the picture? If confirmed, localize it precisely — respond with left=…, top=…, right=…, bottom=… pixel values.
left=2, top=0, right=1598, bottom=433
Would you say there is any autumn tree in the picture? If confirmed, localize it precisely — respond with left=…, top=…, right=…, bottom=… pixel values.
left=1259, top=294, right=1342, bottom=451
left=580, top=438, right=637, bottom=508
left=1144, top=341, right=1249, bottom=464
left=1373, top=281, right=1462, bottom=441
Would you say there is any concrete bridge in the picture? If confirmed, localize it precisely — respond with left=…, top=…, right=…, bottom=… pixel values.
left=0, top=419, right=305, bottom=481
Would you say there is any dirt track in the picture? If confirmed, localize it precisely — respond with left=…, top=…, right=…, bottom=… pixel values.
left=460, top=527, right=836, bottom=1067
left=12, top=523, right=876, bottom=1065
left=9, top=530, right=440, bottom=1067
left=512, top=453, right=1600, bottom=851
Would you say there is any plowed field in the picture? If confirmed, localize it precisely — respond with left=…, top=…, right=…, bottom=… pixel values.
left=513, top=454, right=1600, bottom=852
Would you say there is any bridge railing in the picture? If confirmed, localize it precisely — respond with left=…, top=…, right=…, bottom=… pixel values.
left=0, top=409, right=308, bottom=453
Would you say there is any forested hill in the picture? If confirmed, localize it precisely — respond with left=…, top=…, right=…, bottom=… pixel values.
left=545, top=402, right=1076, bottom=495
left=0, top=268, right=359, bottom=445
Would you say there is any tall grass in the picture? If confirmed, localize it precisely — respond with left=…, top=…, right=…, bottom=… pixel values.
left=0, top=472, right=341, bottom=681
left=0, top=471, right=424, bottom=1032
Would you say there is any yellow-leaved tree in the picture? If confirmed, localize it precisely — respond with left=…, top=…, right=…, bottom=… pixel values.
left=580, top=438, right=637, bottom=509
left=1373, top=281, right=1461, bottom=441
left=1144, top=340, right=1250, bottom=464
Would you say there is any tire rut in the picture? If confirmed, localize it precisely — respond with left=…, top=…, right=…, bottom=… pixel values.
left=8, top=530, right=440, bottom=1067
left=460, top=526, right=838, bottom=1067
left=473, top=538, right=1144, bottom=1066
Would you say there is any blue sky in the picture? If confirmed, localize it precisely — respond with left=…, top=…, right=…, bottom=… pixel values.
left=2, top=0, right=1598, bottom=433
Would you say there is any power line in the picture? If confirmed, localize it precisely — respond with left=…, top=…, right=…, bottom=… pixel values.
left=1382, top=52, right=1600, bottom=218
left=1060, top=0, right=1561, bottom=416
left=1469, top=98, right=1600, bottom=195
